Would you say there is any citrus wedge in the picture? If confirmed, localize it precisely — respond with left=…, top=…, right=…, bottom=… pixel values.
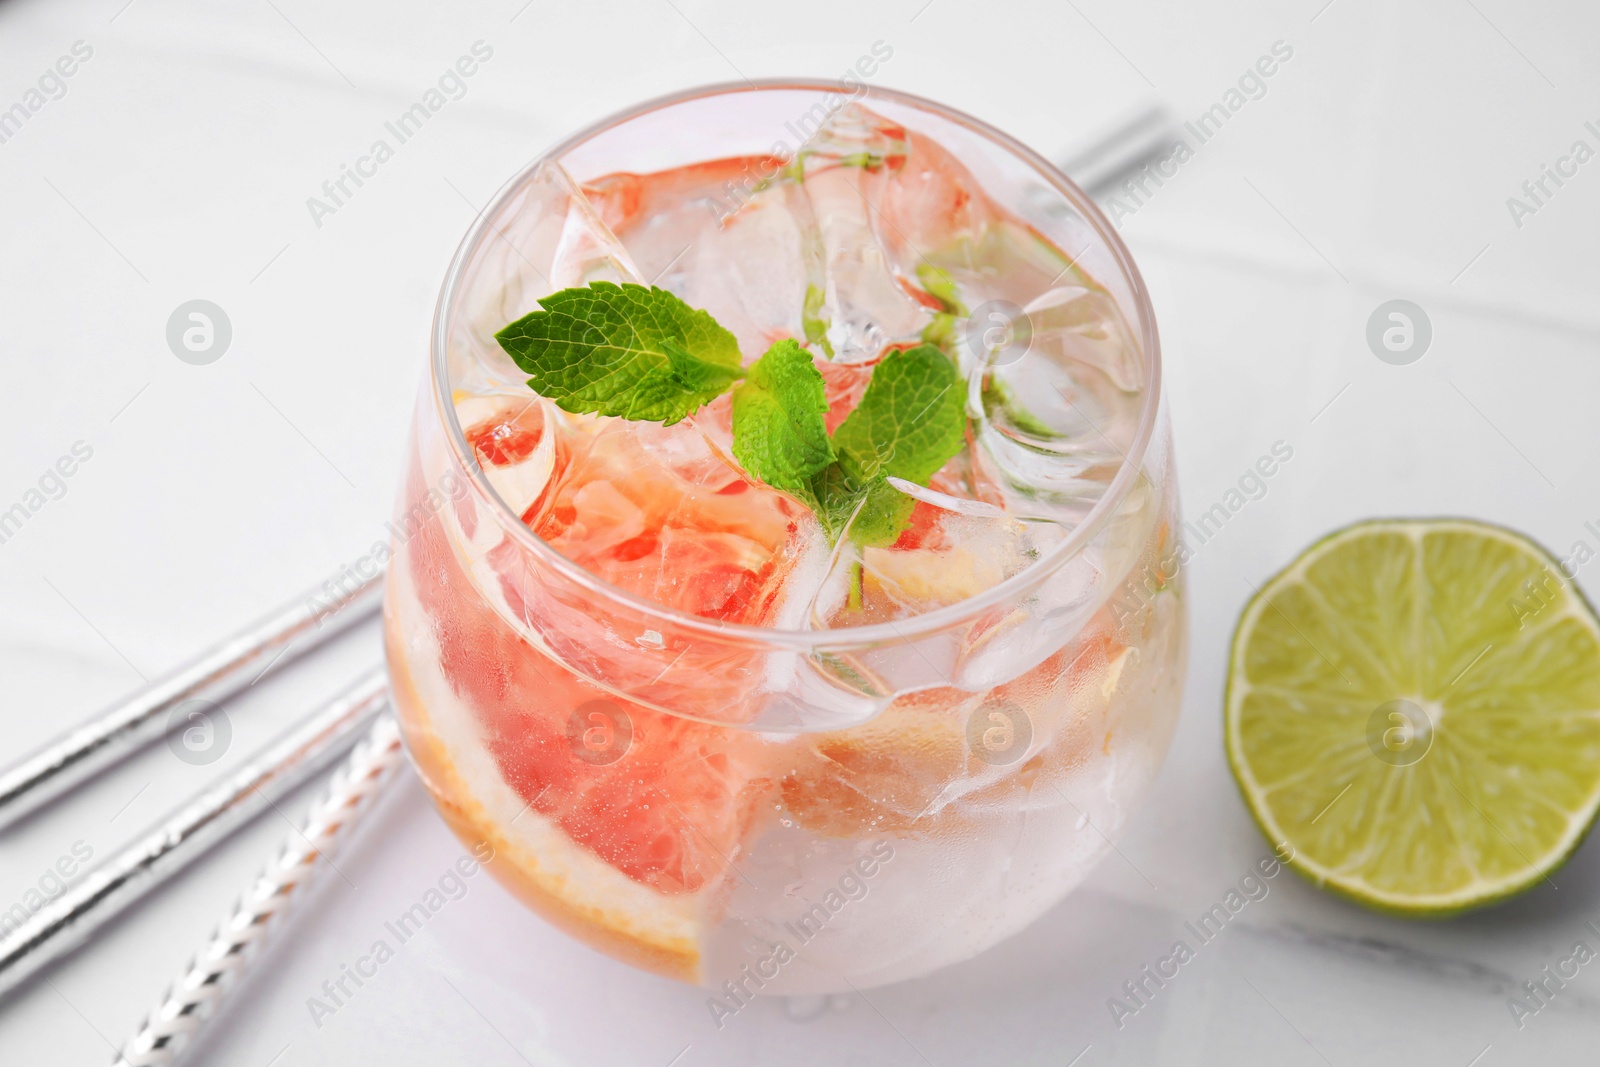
left=1225, top=519, right=1600, bottom=916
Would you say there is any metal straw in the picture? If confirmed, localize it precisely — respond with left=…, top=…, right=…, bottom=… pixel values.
left=0, top=566, right=383, bottom=831
left=0, top=669, right=389, bottom=1000
left=1059, top=102, right=1182, bottom=197
left=114, top=715, right=406, bottom=1067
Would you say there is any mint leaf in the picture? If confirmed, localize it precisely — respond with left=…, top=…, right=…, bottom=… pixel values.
left=833, top=343, right=966, bottom=486
left=494, top=282, right=743, bottom=425
left=731, top=339, right=835, bottom=496
left=914, top=263, right=966, bottom=315
left=802, top=283, right=833, bottom=357
left=836, top=475, right=917, bottom=546
left=802, top=462, right=866, bottom=541
left=982, top=375, right=1056, bottom=438
left=915, top=264, right=966, bottom=355
left=821, top=343, right=967, bottom=545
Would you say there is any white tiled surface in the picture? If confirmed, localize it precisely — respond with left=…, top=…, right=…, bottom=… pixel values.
left=2, top=1, right=1598, bottom=1063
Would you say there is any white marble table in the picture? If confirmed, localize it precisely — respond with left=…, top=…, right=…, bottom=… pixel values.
left=2, top=0, right=1597, bottom=1063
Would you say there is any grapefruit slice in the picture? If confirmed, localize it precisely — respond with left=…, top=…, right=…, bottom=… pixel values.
left=387, top=600, right=707, bottom=980
left=389, top=407, right=795, bottom=979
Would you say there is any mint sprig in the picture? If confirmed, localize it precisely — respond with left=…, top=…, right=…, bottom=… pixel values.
left=496, top=283, right=967, bottom=546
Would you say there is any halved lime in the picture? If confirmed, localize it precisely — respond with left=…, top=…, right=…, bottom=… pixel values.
left=1225, top=519, right=1600, bottom=916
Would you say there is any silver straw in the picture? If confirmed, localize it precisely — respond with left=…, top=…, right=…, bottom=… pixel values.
left=0, top=669, right=390, bottom=1000
left=0, top=565, right=383, bottom=831
left=1058, top=102, right=1182, bottom=197
left=114, top=715, right=406, bottom=1067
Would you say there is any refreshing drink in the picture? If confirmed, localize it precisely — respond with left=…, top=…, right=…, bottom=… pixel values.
left=384, top=83, right=1186, bottom=995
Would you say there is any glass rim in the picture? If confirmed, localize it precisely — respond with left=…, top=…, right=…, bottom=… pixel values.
left=429, top=77, right=1163, bottom=649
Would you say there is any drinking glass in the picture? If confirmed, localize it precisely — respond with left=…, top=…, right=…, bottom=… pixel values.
left=384, top=81, right=1186, bottom=994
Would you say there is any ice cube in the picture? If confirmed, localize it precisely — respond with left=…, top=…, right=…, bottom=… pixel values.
left=585, top=158, right=817, bottom=357
left=967, top=342, right=1143, bottom=529
left=951, top=542, right=1102, bottom=692
left=455, top=395, right=556, bottom=519
left=533, top=159, right=647, bottom=289
left=754, top=525, right=893, bottom=732
left=1019, top=284, right=1143, bottom=393
left=841, top=104, right=996, bottom=287
left=790, top=498, right=1078, bottom=694
left=798, top=104, right=932, bottom=362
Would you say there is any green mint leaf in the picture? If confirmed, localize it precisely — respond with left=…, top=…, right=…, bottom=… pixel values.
left=835, top=150, right=887, bottom=170
left=824, top=343, right=966, bottom=545
left=731, top=339, right=835, bottom=498
left=802, top=283, right=834, bottom=357
left=801, top=462, right=865, bottom=542
left=921, top=311, right=959, bottom=353
left=915, top=263, right=966, bottom=315
left=838, top=475, right=918, bottom=546
left=494, top=281, right=743, bottom=425
left=832, top=343, right=966, bottom=486
left=915, top=265, right=964, bottom=355
left=982, top=375, right=1056, bottom=438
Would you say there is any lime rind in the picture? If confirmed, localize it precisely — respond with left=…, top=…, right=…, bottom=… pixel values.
left=1224, top=518, right=1600, bottom=917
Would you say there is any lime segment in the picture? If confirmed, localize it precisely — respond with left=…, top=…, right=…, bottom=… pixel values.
left=1225, top=519, right=1600, bottom=915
